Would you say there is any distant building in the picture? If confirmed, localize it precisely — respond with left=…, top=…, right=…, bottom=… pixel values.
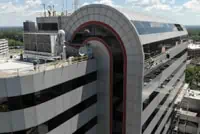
left=0, top=39, right=9, bottom=57
left=173, top=86, right=200, bottom=134
left=188, top=43, right=200, bottom=58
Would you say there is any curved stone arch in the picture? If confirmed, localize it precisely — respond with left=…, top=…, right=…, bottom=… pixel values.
left=64, top=4, right=144, bottom=134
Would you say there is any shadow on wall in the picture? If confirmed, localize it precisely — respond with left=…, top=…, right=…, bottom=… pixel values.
left=76, top=41, right=111, bottom=134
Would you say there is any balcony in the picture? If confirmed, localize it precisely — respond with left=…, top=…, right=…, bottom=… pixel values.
left=144, top=41, right=188, bottom=75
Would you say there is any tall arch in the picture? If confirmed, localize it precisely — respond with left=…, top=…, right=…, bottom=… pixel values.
left=64, top=4, right=144, bottom=134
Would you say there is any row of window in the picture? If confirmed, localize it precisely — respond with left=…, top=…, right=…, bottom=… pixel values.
left=159, top=105, right=176, bottom=134
left=1, top=95, right=97, bottom=134
left=38, top=23, right=58, bottom=31
left=144, top=48, right=187, bottom=84
left=143, top=37, right=183, bottom=60
left=151, top=99, right=177, bottom=134
left=0, top=71, right=97, bottom=112
left=163, top=85, right=186, bottom=134
left=142, top=71, right=185, bottom=133
left=132, top=21, right=184, bottom=35
left=142, top=93, right=169, bottom=133
left=143, top=51, right=185, bottom=111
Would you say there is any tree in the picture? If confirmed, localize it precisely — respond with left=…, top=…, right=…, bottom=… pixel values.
left=0, top=28, right=23, bottom=47
left=185, top=66, right=200, bottom=90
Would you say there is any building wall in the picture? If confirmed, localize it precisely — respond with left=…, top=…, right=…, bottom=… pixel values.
left=182, top=97, right=200, bottom=112
left=0, top=59, right=97, bottom=134
left=88, top=40, right=111, bottom=134
left=142, top=42, right=188, bottom=134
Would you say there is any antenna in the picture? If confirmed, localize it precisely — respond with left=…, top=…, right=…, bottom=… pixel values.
left=47, top=5, right=52, bottom=17
left=62, top=0, right=64, bottom=13
left=42, top=4, right=46, bottom=17
left=52, top=5, right=56, bottom=16
left=73, top=0, right=79, bottom=11
left=66, top=0, right=68, bottom=15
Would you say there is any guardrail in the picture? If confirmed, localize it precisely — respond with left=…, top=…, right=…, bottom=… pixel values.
left=0, top=56, right=90, bottom=78
left=144, top=41, right=189, bottom=74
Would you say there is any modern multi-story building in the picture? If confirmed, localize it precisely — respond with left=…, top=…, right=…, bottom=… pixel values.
left=172, top=85, right=200, bottom=134
left=0, top=39, right=9, bottom=57
left=0, top=4, right=189, bottom=134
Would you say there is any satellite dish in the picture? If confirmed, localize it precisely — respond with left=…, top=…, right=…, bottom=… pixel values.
left=79, top=46, right=88, bottom=56
left=79, top=45, right=93, bottom=58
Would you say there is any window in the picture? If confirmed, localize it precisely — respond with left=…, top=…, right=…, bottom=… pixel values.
left=132, top=21, right=184, bottom=35
left=142, top=94, right=169, bottom=133
left=0, top=97, right=9, bottom=112
left=73, top=116, right=97, bottom=134
left=12, top=95, right=97, bottom=134
left=143, top=49, right=187, bottom=111
left=175, top=24, right=184, bottom=31
left=38, top=23, right=58, bottom=31
left=8, top=96, right=23, bottom=111
left=0, top=72, right=97, bottom=112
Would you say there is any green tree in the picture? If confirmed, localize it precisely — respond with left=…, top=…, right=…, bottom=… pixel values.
left=185, top=66, right=200, bottom=89
left=0, top=29, right=23, bottom=47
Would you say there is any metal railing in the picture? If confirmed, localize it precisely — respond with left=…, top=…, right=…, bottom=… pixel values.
left=0, top=56, right=90, bottom=78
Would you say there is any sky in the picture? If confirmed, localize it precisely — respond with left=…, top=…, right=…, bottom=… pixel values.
left=0, top=0, right=200, bottom=26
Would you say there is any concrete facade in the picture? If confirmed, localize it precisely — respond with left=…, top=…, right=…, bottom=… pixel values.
left=0, top=59, right=97, bottom=133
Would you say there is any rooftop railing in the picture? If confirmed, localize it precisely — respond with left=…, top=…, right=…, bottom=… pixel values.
left=144, top=41, right=189, bottom=74
left=0, top=56, right=90, bottom=78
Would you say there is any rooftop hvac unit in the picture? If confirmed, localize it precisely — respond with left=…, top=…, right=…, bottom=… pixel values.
left=23, top=33, right=57, bottom=58
left=23, top=21, right=36, bottom=32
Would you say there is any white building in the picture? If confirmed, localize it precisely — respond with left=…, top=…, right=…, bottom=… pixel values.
left=173, top=87, right=200, bottom=134
left=0, top=4, right=189, bottom=134
left=0, top=39, right=9, bottom=57
left=188, top=43, right=200, bottom=58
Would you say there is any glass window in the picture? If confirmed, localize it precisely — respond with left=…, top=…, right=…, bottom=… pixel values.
left=132, top=21, right=183, bottom=35
left=0, top=97, right=9, bottom=112
left=0, top=72, right=97, bottom=112
left=175, top=24, right=184, bottom=31
left=22, top=94, right=35, bottom=108
left=8, top=96, right=23, bottom=111
left=38, top=23, right=58, bottom=31
left=73, top=117, right=97, bottom=134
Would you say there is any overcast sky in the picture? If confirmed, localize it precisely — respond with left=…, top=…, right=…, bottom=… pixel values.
left=0, top=0, right=200, bottom=26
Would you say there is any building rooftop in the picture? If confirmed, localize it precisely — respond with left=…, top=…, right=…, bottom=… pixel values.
left=0, top=56, right=89, bottom=78
left=184, top=89, right=200, bottom=100
left=179, top=108, right=198, bottom=117
left=0, top=58, right=33, bottom=77
left=188, top=43, right=200, bottom=50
